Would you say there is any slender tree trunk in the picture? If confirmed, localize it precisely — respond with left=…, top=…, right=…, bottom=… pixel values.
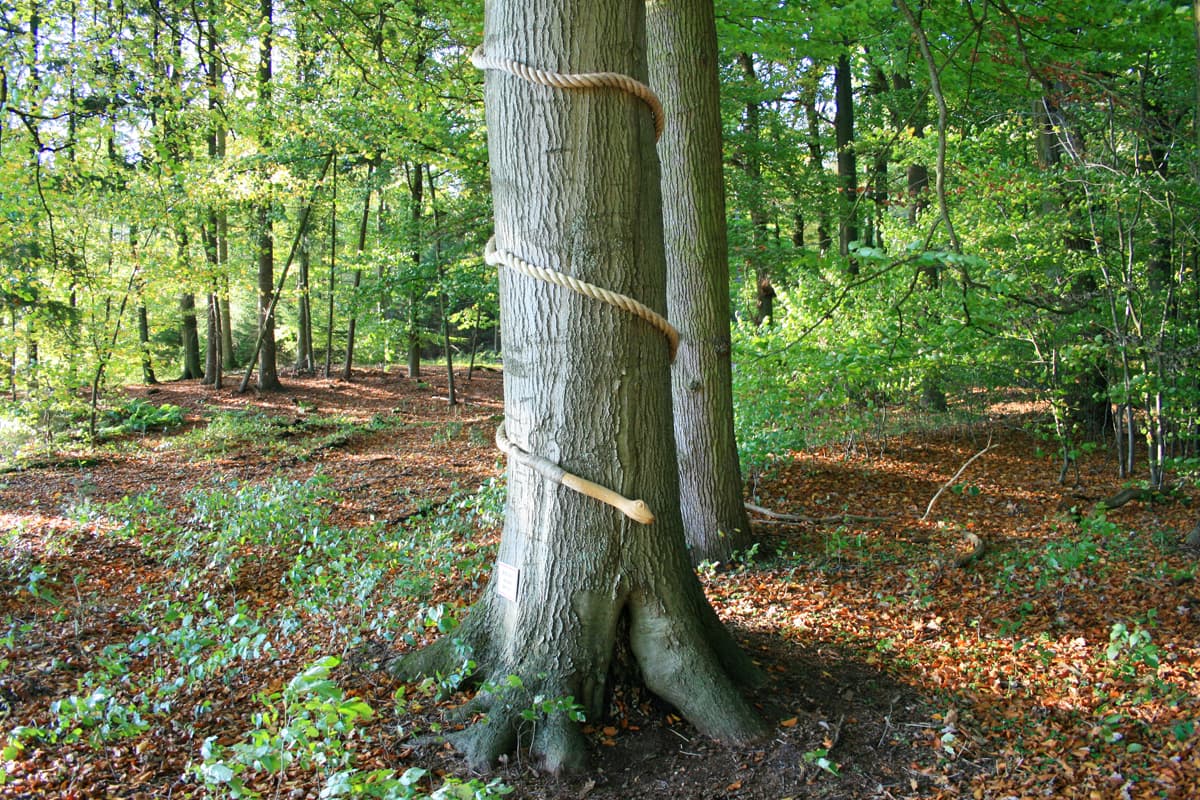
left=737, top=52, right=774, bottom=324
left=648, top=0, right=752, bottom=564
left=201, top=223, right=222, bottom=386
left=180, top=287, right=203, bottom=380
left=255, top=0, right=281, bottom=390
left=835, top=51, right=859, bottom=269
left=406, top=161, right=424, bottom=379
left=200, top=1, right=225, bottom=387
left=295, top=244, right=314, bottom=373
left=204, top=291, right=222, bottom=388
left=131, top=226, right=157, bottom=385
left=220, top=260, right=234, bottom=369
left=426, top=164, right=456, bottom=405
left=393, top=0, right=765, bottom=773
left=803, top=88, right=833, bottom=253
left=324, top=158, right=337, bottom=377
left=138, top=303, right=156, bottom=384
left=343, top=166, right=373, bottom=381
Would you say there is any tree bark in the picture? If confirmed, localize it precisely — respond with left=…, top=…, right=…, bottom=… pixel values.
left=391, top=0, right=765, bottom=772
left=204, top=291, right=222, bottom=388
left=647, top=0, right=752, bottom=564
left=803, top=88, right=832, bottom=253
left=132, top=228, right=157, bottom=385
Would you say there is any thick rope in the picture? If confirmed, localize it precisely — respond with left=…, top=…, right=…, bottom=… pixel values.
left=495, top=423, right=654, bottom=524
left=470, top=45, right=665, bottom=141
left=474, top=40, right=670, bottom=525
left=485, top=237, right=679, bottom=361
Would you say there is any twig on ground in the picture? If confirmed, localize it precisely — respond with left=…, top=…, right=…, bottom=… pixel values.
left=744, top=502, right=891, bottom=526
left=920, top=437, right=997, bottom=522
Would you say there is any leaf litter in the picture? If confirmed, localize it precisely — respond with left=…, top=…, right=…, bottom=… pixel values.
left=0, top=368, right=1197, bottom=799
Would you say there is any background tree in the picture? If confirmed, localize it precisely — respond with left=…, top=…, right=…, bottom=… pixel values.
left=648, top=0, right=753, bottom=564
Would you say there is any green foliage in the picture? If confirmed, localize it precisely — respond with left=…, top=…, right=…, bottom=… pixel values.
left=100, top=398, right=184, bottom=437
left=195, top=657, right=512, bottom=800
left=1105, top=621, right=1160, bottom=681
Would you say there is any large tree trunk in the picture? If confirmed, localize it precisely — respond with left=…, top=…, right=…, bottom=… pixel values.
left=392, top=0, right=764, bottom=773
left=648, top=0, right=752, bottom=564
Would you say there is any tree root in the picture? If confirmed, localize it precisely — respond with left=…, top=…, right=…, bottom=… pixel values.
left=953, top=530, right=987, bottom=568
left=386, top=586, right=765, bottom=774
left=1095, top=487, right=1156, bottom=513
left=1185, top=520, right=1200, bottom=550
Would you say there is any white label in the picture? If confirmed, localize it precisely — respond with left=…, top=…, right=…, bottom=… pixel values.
left=496, top=562, right=519, bottom=602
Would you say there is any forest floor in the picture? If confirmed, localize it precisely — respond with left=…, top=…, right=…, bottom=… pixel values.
left=1, top=367, right=1199, bottom=799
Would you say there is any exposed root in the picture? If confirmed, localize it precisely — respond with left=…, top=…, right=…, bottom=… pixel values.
left=446, top=673, right=589, bottom=775
left=629, top=597, right=767, bottom=746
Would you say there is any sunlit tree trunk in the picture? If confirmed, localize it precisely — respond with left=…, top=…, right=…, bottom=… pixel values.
left=392, top=0, right=765, bottom=772
left=648, top=0, right=752, bottom=564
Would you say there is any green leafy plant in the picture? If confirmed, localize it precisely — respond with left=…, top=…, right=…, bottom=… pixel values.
left=194, top=656, right=375, bottom=798
left=802, top=747, right=840, bottom=776
left=100, top=398, right=184, bottom=436
left=1105, top=621, right=1160, bottom=681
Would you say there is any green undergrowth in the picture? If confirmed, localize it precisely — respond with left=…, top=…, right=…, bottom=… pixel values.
left=2, top=472, right=507, bottom=797
left=164, top=408, right=400, bottom=460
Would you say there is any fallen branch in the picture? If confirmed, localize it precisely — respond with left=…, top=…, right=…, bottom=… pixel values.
left=921, top=437, right=997, bottom=522
left=744, top=502, right=891, bottom=526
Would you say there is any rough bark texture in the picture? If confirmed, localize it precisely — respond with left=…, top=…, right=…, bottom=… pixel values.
left=391, top=0, right=764, bottom=773
left=647, top=0, right=752, bottom=564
